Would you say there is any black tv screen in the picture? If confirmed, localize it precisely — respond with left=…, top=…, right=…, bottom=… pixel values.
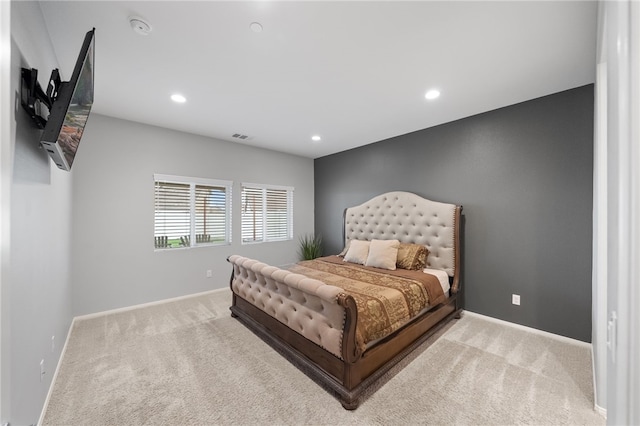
left=41, top=29, right=94, bottom=171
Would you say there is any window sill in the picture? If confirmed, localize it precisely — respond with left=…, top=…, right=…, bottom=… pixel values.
left=154, top=242, right=231, bottom=252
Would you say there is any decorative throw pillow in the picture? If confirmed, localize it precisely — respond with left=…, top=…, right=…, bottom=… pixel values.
left=365, top=239, right=400, bottom=270
left=396, top=243, right=429, bottom=270
left=343, top=240, right=370, bottom=265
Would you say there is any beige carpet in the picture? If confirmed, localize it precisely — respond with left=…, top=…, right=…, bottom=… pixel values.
left=42, top=289, right=604, bottom=425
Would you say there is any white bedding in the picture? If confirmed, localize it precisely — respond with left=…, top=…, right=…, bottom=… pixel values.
left=424, top=268, right=450, bottom=295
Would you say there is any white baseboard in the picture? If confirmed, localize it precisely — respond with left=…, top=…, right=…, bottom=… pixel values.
left=74, top=287, right=229, bottom=321
left=462, top=310, right=592, bottom=349
left=594, top=404, right=607, bottom=418
left=38, top=316, right=75, bottom=426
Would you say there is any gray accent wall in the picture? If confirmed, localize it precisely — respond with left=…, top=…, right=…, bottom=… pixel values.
left=8, top=3, right=73, bottom=425
left=71, top=114, right=314, bottom=316
left=315, top=85, right=594, bottom=342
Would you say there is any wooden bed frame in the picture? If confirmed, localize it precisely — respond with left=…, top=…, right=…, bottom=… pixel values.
left=228, top=191, right=463, bottom=409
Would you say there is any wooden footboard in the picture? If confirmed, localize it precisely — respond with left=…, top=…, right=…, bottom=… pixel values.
left=227, top=255, right=460, bottom=409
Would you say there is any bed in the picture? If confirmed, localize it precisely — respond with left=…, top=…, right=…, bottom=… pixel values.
left=227, top=191, right=463, bottom=409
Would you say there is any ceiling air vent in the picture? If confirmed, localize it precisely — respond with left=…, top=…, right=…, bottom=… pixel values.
left=232, top=133, right=250, bottom=140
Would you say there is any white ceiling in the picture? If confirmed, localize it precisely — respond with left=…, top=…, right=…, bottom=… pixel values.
left=39, top=1, right=597, bottom=159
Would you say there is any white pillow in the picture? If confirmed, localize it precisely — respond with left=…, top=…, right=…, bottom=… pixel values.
left=365, top=239, right=400, bottom=270
left=343, top=240, right=370, bottom=265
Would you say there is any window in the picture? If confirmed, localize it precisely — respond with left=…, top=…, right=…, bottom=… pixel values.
left=241, top=183, right=293, bottom=244
left=154, top=174, right=232, bottom=249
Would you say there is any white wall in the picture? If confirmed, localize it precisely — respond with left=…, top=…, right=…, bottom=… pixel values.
left=71, top=114, right=314, bottom=316
left=8, top=2, right=74, bottom=425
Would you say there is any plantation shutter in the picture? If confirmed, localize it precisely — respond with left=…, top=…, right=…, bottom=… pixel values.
left=241, top=186, right=264, bottom=243
left=154, top=181, right=191, bottom=246
left=265, top=188, right=292, bottom=241
left=154, top=175, right=232, bottom=249
left=194, top=185, right=229, bottom=246
left=242, top=184, right=293, bottom=244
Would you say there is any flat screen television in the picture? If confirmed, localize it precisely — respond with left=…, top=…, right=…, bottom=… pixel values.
left=40, top=28, right=95, bottom=171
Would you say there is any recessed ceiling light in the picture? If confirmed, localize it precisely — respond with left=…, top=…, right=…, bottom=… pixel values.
left=425, top=89, right=440, bottom=100
left=250, top=22, right=263, bottom=33
left=171, top=94, right=186, bottom=103
left=311, top=135, right=321, bottom=142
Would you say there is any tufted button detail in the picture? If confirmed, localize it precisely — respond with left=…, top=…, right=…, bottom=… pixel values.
left=340, top=194, right=457, bottom=293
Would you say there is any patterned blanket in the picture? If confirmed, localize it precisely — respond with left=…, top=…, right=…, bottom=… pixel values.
left=289, top=256, right=446, bottom=351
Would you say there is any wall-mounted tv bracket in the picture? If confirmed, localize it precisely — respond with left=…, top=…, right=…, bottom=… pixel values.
left=20, top=67, right=60, bottom=129
left=46, top=68, right=61, bottom=103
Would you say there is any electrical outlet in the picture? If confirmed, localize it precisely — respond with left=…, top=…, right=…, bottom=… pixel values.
left=206, top=270, right=212, bottom=278
left=512, top=294, right=521, bottom=305
left=51, top=335, right=55, bottom=352
left=40, top=359, right=45, bottom=382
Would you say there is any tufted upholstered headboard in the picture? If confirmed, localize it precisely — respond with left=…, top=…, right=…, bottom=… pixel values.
left=343, top=191, right=461, bottom=278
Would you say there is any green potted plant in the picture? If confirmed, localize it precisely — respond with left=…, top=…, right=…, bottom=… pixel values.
left=299, top=233, right=323, bottom=260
